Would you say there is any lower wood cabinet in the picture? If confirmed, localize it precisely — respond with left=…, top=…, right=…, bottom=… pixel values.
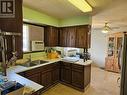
left=61, top=68, right=71, bottom=84
left=60, top=62, right=71, bottom=84
left=41, top=71, right=52, bottom=89
left=72, top=70, right=84, bottom=89
left=52, top=67, right=59, bottom=83
left=27, top=73, right=41, bottom=84
left=19, top=61, right=91, bottom=92
left=60, top=61, right=91, bottom=91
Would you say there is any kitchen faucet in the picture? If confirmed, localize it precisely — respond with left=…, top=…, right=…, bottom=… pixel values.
left=27, top=54, right=32, bottom=63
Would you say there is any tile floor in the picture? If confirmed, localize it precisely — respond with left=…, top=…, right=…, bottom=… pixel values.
left=42, top=65, right=120, bottom=95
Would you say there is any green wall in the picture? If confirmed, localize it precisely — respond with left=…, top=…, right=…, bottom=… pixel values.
left=23, top=6, right=92, bottom=27
left=59, top=15, right=92, bottom=27
left=23, top=7, right=59, bottom=27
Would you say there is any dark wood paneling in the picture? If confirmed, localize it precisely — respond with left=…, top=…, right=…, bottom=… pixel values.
left=0, top=0, right=23, bottom=60
left=84, top=64, right=91, bottom=87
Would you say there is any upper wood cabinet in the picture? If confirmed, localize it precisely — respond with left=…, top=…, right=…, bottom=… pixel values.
left=60, top=27, right=76, bottom=47
left=44, top=26, right=59, bottom=47
left=59, top=27, right=68, bottom=47
left=76, top=26, right=88, bottom=48
left=60, top=25, right=91, bottom=48
left=67, top=27, right=76, bottom=47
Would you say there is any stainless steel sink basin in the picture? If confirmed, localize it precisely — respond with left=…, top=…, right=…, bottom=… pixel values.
left=20, top=60, right=49, bottom=67
left=31, top=60, right=49, bottom=65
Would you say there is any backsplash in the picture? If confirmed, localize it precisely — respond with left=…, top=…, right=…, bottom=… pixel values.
left=23, top=52, right=46, bottom=60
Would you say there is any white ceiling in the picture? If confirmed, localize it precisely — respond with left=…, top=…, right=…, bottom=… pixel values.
left=23, top=0, right=86, bottom=19
left=88, top=0, right=127, bottom=31
left=23, top=0, right=127, bottom=31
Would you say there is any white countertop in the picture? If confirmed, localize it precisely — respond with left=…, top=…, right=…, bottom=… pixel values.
left=6, top=66, right=43, bottom=92
left=6, top=58, right=92, bottom=93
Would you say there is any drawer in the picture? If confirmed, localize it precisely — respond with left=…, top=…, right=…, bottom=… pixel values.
left=61, top=62, right=71, bottom=67
left=72, top=64, right=84, bottom=72
left=24, top=67, right=42, bottom=77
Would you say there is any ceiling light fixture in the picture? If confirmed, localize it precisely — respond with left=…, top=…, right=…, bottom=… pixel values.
left=102, top=23, right=111, bottom=33
left=68, top=0, right=92, bottom=13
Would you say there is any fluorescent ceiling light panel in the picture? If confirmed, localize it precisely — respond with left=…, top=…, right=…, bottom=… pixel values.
left=68, top=0, right=92, bottom=12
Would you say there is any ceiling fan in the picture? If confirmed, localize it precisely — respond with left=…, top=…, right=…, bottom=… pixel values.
left=102, top=23, right=112, bottom=33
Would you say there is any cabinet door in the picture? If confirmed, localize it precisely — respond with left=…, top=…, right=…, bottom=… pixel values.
left=72, top=71, right=84, bottom=89
left=41, top=71, right=52, bottom=88
left=67, top=27, right=76, bottom=47
left=60, top=62, right=71, bottom=84
left=27, top=73, right=40, bottom=84
left=52, top=68, right=59, bottom=83
left=76, top=26, right=89, bottom=48
left=59, top=28, right=68, bottom=47
left=52, top=63, right=60, bottom=83
left=44, top=26, right=58, bottom=46
left=61, top=68, right=71, bottom=84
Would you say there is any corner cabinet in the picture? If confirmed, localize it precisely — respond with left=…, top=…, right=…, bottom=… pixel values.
left=105, top=32, right=125, bottom=73
left=59, top=25, right=91, bottom=48
left=44, top=26, right=59, bottom=47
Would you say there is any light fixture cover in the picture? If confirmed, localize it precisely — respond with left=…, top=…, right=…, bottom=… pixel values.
left=68, top=0, right=92, bottom=13
left=102, top=23, right=111, bottom=33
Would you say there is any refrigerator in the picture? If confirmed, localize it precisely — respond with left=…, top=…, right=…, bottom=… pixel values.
left=120, top=33, right=127, bottom=95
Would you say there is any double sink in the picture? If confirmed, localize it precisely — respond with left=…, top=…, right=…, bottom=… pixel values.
left=20, top=60, right=49, bottom=67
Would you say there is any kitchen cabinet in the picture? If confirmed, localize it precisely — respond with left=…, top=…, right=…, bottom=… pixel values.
left=67, top=27, right=76, bottom=47
left=27, top=73, right=41, bottom=84
left=19, top=62, right=60, bottom=91
left=76, top=25, right=90, bottom=48
left=19, top=61, right=91, bottom=92
left=72, top=64, right=84, bottom=89
left=60, top=61, right=91, bottom=91
left=41, top=71, right=52, bottom=89
left=60, top=62, right=72, bottom=84
left=21, top=67, right=41, bottom=84
left=59, top=25, right=91, bottom=48
left=0, top=0, right=23, bottom=60
left=59, top=27, right=68, bottom=47
left=52, top=63, right=60, bottom=83
left=72, top=64, right=91, bottom=90
left=44, top=26, right=59, bottom=46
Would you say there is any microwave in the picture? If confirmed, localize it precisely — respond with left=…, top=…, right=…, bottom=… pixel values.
left=31, top=41, right=44, bottom=51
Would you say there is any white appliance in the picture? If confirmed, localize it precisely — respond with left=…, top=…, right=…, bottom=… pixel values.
left=31, top=41, right=44, bottom=51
